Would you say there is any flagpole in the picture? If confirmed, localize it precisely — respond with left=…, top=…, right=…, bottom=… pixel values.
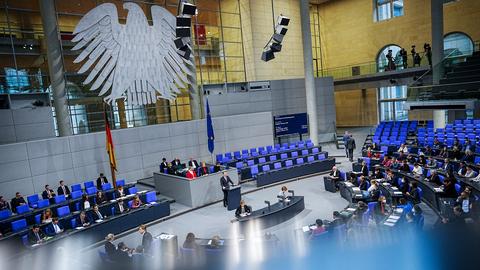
left=104, top=103, right=117, bottom=188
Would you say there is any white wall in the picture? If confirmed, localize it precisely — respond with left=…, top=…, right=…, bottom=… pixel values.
left=0, top=112, right=274, bottom=197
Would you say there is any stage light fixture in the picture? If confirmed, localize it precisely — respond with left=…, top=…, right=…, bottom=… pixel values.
left=260, top=14, right=290, bottom=62
left=270, top=42, right=282, bottom=53
left=176, top=27, right=191, bottom=38
left=176, top=16, right=191, bottom=27
left=180, top=2, right=197, bottom=16
left=277, top=15, right=290, bottom=26
left=261, top=50, right=275, bottom=62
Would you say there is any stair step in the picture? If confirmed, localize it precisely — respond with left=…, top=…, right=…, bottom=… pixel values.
left=440, top=76, right=480, bottom=84
left=448, top=68, right=480, bottom=78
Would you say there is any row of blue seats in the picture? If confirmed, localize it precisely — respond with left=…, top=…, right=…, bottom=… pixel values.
left=453, top=119, right=480, bottom=124
left=9, top=191, right=158, bottom=236
left=234, top=148, right=321, bottom=170
left=371, top=139, right=406, bottom=146
left=250, top=153, right=327, bottom=177
left=216, top=140, right=314, bottom=163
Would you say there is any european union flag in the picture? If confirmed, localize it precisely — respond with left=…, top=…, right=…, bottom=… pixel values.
left=206, top=98, right=215, bottom=153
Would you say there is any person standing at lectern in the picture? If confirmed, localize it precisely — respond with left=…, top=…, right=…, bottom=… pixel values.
left=96, top=173, right=109, bottom=190
left=278, top=186, right=289, bottom=202
left=220, top=171, right=234, bottom=207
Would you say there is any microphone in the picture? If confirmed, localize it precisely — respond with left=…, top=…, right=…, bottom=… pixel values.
left=264, top=200, right=271, bottom=211
left=288, top=190, right=295, bottom=197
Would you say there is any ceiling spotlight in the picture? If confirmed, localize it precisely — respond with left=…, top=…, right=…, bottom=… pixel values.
left=180, top=2, right=197, bottom=16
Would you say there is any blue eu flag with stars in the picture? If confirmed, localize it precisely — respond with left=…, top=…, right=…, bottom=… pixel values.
left=206, top=99, right=215, bottom=153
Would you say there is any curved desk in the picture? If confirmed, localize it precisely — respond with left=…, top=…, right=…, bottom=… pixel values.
left=237, top=196, right=305, bottom=230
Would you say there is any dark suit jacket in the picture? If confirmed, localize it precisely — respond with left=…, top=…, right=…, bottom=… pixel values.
left=443, top=163, right=453, bottom=173
left=198, top=166, right=209, bottom=176
left=359, top=181, right=368, bottom=191
left=443, top=183, right=458, bottom=198
left=346, top=138, right=356, bottom=150
left=10, top=197, right=26, bottom=213
left=105, top=241, right=117, bottom=259
left=96, top=176, right=109, bottom=189
left=77, top=215, right=92, bottom=226
left=429, top=174, right=442, bottom=186
left=91, top=210, right=104, bottom=220
left=400, top=164, right=411, bottom=173
left=220, top=176, right=234, bottom=190
left=57, top=185, right=71, bottom=196
left=27, top=230, right=46, bottom=245
left=188, top=160, right=199, bottom=168
left=171, top=159, right=181, bottom=167
left=142, top=232, right=153, bottom=253
left=407, top=188, right=421, bottom=204
left=160, top=161, right=168, bottom=172
left=235, top=205, right=252, bottom=217
left=361, top=166, right=369, bottom=176
left=41, top=189, right=55, bottom=200
left=329, top=170, right=340, bottom=178
left=45, top=222, right=64, bottom=236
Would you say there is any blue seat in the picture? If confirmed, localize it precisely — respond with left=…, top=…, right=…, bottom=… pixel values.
left=216, top=154, right=223, bottom=163
left=296, top=158, right=304, bottom=165
left=34, top=214, right=41, bottom=224
left=301, top=149, right=308, bottom=156
left=241, top=153, right=249, bottom=159
left=57, top=205, right=70, bottom=217
left=225, top=152, right=233, bottom=159
left=0, top=209, right=12, bottom=220
left=21, top=234, right=29, bottom=247
left=209, top=166, right=215, bottom=173
left=102, top=183, right=112, bottom=191
left=247, top=160, right=255, bottom=166
left=11, top=219, right=27, bottom=232
left=116, top=179, right=126, bottom=187
left=262, top=165, right=270, bottom=172
left=128, top=200, right=134, bottom=208
left=236, top=161, right=244, bottom=169
left=266, top=146, right=273, bottom=153
left=250, top=148, right=257, bottom=153
left=367, top=202, right=377, bottom=215
left=86, top=187, right=97, bottom=196
left=273, top=162, right=281, bottom=169
left=285, top=160, right=293, bottom=167
left=312, top=147, right=319, bottom=154
left=251, top=165, right=259, bottom=177
left=84, top=181, right=95, bottom=190
left=307, top=156, right=315, bottom=162
left=282, top=143, right=288, bottom=148
left=318, top=154, right=326, bottom=160
left=16, top=204, right=30, bottom=214
left=289, top=144, right=296, bottom=150
left=251, top=151, right=259, bottom=157
left=71, top=190, right=82, bottom=200
left=280, top=153, right=288, bottom=159
left=55, top=194, right=66, bottom=204
left=269, top=155, right=277, bottom=162
left=71, top=183, right=82, bottom=192
left=70, top=218, right=77, bottom=229
left=306, top=142, right=314, bottom=148
left=258, top=147, right=265, bottom=153
left=145, top=191, right=156, bottom=203
left=455, top=184, right=461, bottom=195
left=417, top=187, right=423, bottom=200
left=339, top=171, right=346, bottom=181
left=37, top=199, right=50, bottom=208
left=128, top=187, right=138, bottom=195
left=291, top=151, right=299, bottom=158
left=233, top=151, right=241, bottom=159
left=27, top=194, right=39, bottom=208
left=241, top=149, right=248, bottom=155
left=259, top=157, right=266, bottom=163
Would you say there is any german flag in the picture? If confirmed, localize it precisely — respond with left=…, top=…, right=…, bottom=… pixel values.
left=105, top=111, right=117, bottom=171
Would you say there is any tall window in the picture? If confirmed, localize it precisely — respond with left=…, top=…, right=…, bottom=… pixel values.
left=444, top=32, right=474, bottom=56
left=374, top=0, right=404, bottom=22
left=378, top=86, right=408, bottom=121
left=377, top=45, right=402, bottom=72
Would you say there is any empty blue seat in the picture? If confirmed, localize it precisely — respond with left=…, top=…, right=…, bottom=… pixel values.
left=225, top=152, right=233, bottom=159
left=312, top=147, right=319, bottom=154
left=318, top=154, right=326, bottom=160
left=307, top=156, right=315, bottom=162
left=102, top=183, right=112, bottom=191
left=145, top=191, right=156, bottom=203
left=57, top=205, right=70, bottom=217
left=266, top=146, right=273, bottom=152
left=233, top=151, right=241, bottom=159
left=282, top=143, right=288, bottom=148
left=262, top=165, right=271, bottom=172
left=216, top=154, right=223, bottom=162
left=116, top=179, right=126, bottom=187
left=291, top=151, right=298, bottom=158
left=86, top=187, right=97, bottom=196
left=71, top=190, right=82, bottom=200
left=128, top=187, right=138, bottom=195
left=339, top=171, right=346, bottom=180
left=258, top=147, right=265, bottom=153
left=70, top=218, right=77, bottom=229
left=16, top=204, right=30, bottom=214
left=37, top=199, right=50, bottom=208
left=306, top=142, right=314, bottom=148
left=241, top=153, right=249, bottom=159
left=55, top=194, right=66, bottom=204
left=251, top=165, right=259, bottom=177
left=280, top=153, right=288, bottom=159
left=71, top=183, right=82, bottom=192
left=269, top=155, right=277, bottom=162
left=246, top=160, right=254, bottom=166
left=455, top=184, right=461, bottom=195
left=251, top=151, right=259, bottom=157
left=241, top=149, right=248, bottom=155
left=301, top=149, right=308, bottom=156
left=34, top=214, right=41, bottom=224
left=0, top=209, right=12, bottom=220
left=84, top=181, right=95, bottom=190
left=296, top=158, right=304, bottom=165
left=259, top=157, right=266, bottom=163
left=236, top=161, right=244, bottom=169
left=274, top=162, right=282, bottom=169
left=289, top=145, right=296, bottom=150
left=285, top=160, right=293, bottom=167
left=27, top=194, right=39, bottom=208
left=11, top=219, right=27, bottom=232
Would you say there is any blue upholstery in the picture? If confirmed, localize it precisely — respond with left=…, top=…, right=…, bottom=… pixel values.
left=241, top=149, right=248, bottom=155
left=16, top=204, right=30, bottom=214
left=22, top=234, right=29, bottom=247
left=262, top=165, right=270, bottom=172
left=236, top=161, right=244, bottom=169
left=57, top=206, right=70, bottom=217
left=280, top=153, right=288, bottom=159
left=291, top=151, right=298, bottom=158
left=266, top=146, right=273, bottom=153
left=301, top=149, right=308, bottom=156
left=339, top=171, right=346, bottom=181
left=116, top=179, right=126, bottom=187
left=251, top=165, right=259, bottom=177
left=34, top=214, right=41, bottom=224
left=318, top=154, right=326, bottom=160
left=128, top=187, right=138, bottom=195
left=296, top=158, right=304, bottom=165
left=285, top=160, right=293, bottom=167
left=258, top=147, right=265, bottom=153
left=252, top=151, right=259, bottom=157
left=312, top=147, right=319, bottom=154
left=417, top=187, right=423, bottom=199
left=0, top=209, right=12, bottom=220
left=71, top=190, right=82, bottom=200
left=233, top=151, right=241, bottom=159
left=145, top=191, right=156, bottom=203
left=259, top=157, right=266, bottom=163
left=307, top=156, right=315, bottom=162
left=216, top=154, right=223, bottom=162
left=247, top=160, right=254, bottom=166
left=86, top=187, right=97, bottom=195
left=84, top=181, right=95, bottom=189
left=128, top=200, right=134, bottom=208
left=37, top=199, right=50, bottom=208
left=273, top=162, right=281, bottom=169
left=367, top=202, right=377, bottom=214
left=11, top=219, right=27, bottom=232
left=269, top=155, right=277, bottom=162
left=55, top=195, right=66, bottom=204
left=27, top=194, right=39, bottom=208
left=71, top=183, right=82, bottom=192
left=102, top=183, right=112, bottom=191
left=70, top=218, right=77, bottom=229
left=455, top=184, right=461, bottom=195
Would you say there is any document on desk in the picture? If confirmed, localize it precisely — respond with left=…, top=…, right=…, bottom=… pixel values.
left=352, top=187, right=361, bottom=191
left=394, top=191, right=403, bottom=195
left=158, top=233, right=175, bottom=240
left=395, top=208, right=404, bottom=214
left=345, top=182, right=353, bottom=187
left=434, top=187, right=443, bottom=192
left=346, top=208, right=356, bottom=212
left=95, top=219, right=103, bottom=223
left=75, top=227, right=85, bottom=230
left=302, top=226, right=310, bottom=232
left=391, top=186, right=398, bottom=190
left=388, top=215, right=400, bottom=220
left=386, top=218, right=398, bottom=223
left=384, top=221, right=396, bottom=227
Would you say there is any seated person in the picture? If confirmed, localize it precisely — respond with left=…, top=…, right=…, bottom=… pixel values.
left=10, top=192, right=26, bottom=213
left=207, top=235, right=223, bottom=250
left=397, top=198, right=413, bottom=215
left=116, top=198, right=128, bottom=214
left=77, top=211, right=91, bottom=227
left=0, top=196, right=9, bottom=210
left=438, top=147, right=449, bottom=158
left=426, top=157, right=437, bottom=169
left=423, top=145, right=433, bottom=156
left=462, top=150, right=475, bottom=163
left=464, top=138, right=476, bottom=152
left=57, top=180, right=71, bottom=197
left=366, top=147, right=373, bottom=158
left=400, top=160, right=410, bottom=173
left=130, top=195, right=143, bottom=209
left=381, top=156, right=392, bottom=167
left=398, top=177, right=410, bottom=194
left=384, top=169, right=395, bottom=183
left=328, top=211, right=345, bottom=229
left=166, top=162, right=175, bottom=175
left=41, top=208, right=53, bottom=224
left=455, top=191, right=472, bottom=215
left=372, top=167, right=383, bottom=179
left=441, top=158, right=454, bottom=174
left=373, top=196, right=390, bottom=223
left=358, top=161, right=369, bottom=176
left=183, top=232, right=199, bottom=250
left=198, top=162, right=209, bottom=176
left=329, top=166, right=341, bottom=188
left=457, top=162, right=467, bottom=176
left=91, top=204, right=105, bottom=220
left=441, top=206, right=466, bottom=228
left=278, top=186, right=290, bottom=201
left=159, top=158, right=168, bottom=172
left=214, top=162, right=222, bottom=173
left=96, top=173, right=109, bottom=190
left=96, top=191, right=107, bottom=205
left=185, top=167, right=197, bottom=180
left=405, top=182, right=421, bottom=204
left=412, top=163, right=424, bottom=177
left=188, top=157, right=199, bottom=170
left=391, top=157, right=401, bottom=170
left=310, top=219, right=326, bottom=237
left=427, top=169, right=442, bottom=185
left=442, top=178, right=458, bottom=198
left=352, top=201, right=368, bottom=224
left=42, top=184, right=56, bottom=200
left=451, top=146, right=462, bottom=160
left=464, top=166, right=477, bottom=178
left=235, top=200, right=252, bottom=218
left=171, top=158, right=182, bottom=169
left=417, top=154, right=426, bottom=166
left=406, top=154, right=416, bottom=164
left=371, top=142, right=379, bottom=151
left=116, top=242, right=133, bottom=263
left=81, top=194, right=91, bottom=210
left=398, top=143, right=409, bottom=154
left=114, top=186, right=125, bottom=199
left=27, top=225, right=46, bottom=245
left=358, top=176, right=368, bottom=191
left=367, top=179, right=380, bottom=201
left=433, top=137, right=442, bottom=149
left=45, top=217, right=64, bottom=236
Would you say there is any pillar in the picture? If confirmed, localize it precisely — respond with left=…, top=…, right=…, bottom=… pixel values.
left=300, top=0, right=318, bottom=145
left=39, top=0, right=72, bottom=136
left=431, top=0, right=444, bottom=84
left=433, top=110, right=446, bottom=129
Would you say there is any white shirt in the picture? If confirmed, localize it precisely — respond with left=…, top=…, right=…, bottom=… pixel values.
left=412, top=166, right=423, bottom=176
left=84, top=201, right=91, bottom=210
left=367, top=185, right=377, bottom=193
left=462, top=199, right=470, bottom=213
left=53, top=223, right=62, bottom=234
left=398, top=146, right=408, bottom=153
left=278, top=191, right=288, bottom=201
left=465, top=170, right=476, bottom=178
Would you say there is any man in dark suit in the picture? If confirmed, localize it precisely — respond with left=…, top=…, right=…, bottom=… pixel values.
left=91, top=204, right=104, bottom=220
left=427, top=170, right=442, bottom=186
left=41, top=185, right=55, bottom=200
left=171, top=158, right=181, bottom=169
left=96, top=173, right=109, bottom=190
left=45, top=217, right=64, bottom=236
left=57, top=180, right=71, bottom=197
left=360, top=161, right=369, bottom=176
left=77, top=211, right=91, bottom=227
left=10, top=192, right=26, bottom=213
left=138, top=224, right=153, bottom=254
left=346, top=135, right=356, bottom=162
left=160, top=158, right=168, bottom=172
left=105, top=233, right=117, bottom=259
left=220, top=171, right=234, bottom=207
left=28, top=225, right=46, bottom=245
left=442, top=158, right=453, bottom=174
left=188, top=157, right=199, bottom=170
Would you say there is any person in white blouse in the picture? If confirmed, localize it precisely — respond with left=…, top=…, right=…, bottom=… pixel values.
left=464, top=166, right=477, bottom=178
left=398, top=144, right=409, bottom=154
left=278, top=186, right=289, bottom=202
left=412, top=163, right=424, bottom=177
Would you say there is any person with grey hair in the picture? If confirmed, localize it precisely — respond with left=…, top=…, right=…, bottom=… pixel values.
left=427, top=169, right=442, bottom=186
left=105, top=233, right=117, bottom=259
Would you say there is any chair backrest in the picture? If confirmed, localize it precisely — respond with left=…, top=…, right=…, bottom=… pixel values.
left=71, top=190, right=82, bottom=200
left=86, top=187, right=97, bottom=195
left=236, top=162, right=244, bottom=169
left=11, top=219, right=27, bottom=232
left=84, top=181, right=95, bottom=189
left=128, top=187, right=138, bottom=195
left=251, top=151, right=259, bottom=157
left=145, top=191, right=157, bottom=203
left=241, top=149, right=248, bottom=154
left=339, top=171, right=346, bottom=181
left=16, top=204, right=30, bottom=214
left=70, top=218, right=77, bottom=229
left=55, top=194, right=66, bottom=204
left=312, top=147, right=319, bottom=154
left=318, top=154, right=326, bottom=160
left=57, top=205, right=70, bottom=217
left=27, top=194, right=39, bottom=207
left=274, top=162, right=282, bottom=169
left=71, top=183, right=82, bottom=192
left=269, top=155, right=277, bottom=162
left=233, top=151, right=241, bottom=158
left=280, top=153, right=288, bottom=159
left=291, top=151, right=299, bottom=158
left=262, top=165, right=270, bottom=172
left=37, top=199, right=50, bottom=208
left=116, top=179, right=126, bottom=187
left=285, top=160, right=293, bottom=167
left=251, top=165, right=259, bottom=175
left=34, top=214, right=41, bottom=224
left=128, top=200, right=134, bottom=208
left=21, top=234, right=29, bottom=247
left=0, top=209, right=12, bottom=220
left=296, top=158, right=304, bottom=165
left=307, top=156, right=315, bottom=162
left=102, top=183, right=112, bottom=191
left=250, top=148, right=257, bottom=153
left=259, top=157, right=266, bottom=163
left=247, top=160, right=255, bottom=166
left=266, top=145, right=273, bottom=152
left=301, top=149, right=308, bottom=156
left=455, top=183, right=461, bottom=195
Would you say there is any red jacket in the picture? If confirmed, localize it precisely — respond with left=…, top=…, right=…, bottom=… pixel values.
left=186, top=170, right=197, bottom=180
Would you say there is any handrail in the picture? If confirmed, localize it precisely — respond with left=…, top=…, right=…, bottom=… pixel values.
left=408, top=48, right=462, bottom=87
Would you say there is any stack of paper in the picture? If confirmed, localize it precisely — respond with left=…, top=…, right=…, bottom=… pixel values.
left=302, top=226, right=310, bottom=232
left=346, top=208, right=356, bottom=212
left=352, top=187, right=360, bottom=191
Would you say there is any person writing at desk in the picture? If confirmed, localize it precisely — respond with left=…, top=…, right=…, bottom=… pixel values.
left=57, top=180, right=71, bottom=197
left=28, top=225, right=46, bottom=245
left=77, top=211, right=91, bottom=228
left=220, top=171, right=234, bottom=208
left=427, top=170, right=442, bottom=186
left=11, top=192, right=26, bottom=213
left=442, top=178, right=458, bottom=198
left=91, top=204, right=105, bottom=221
left=235, top=200, right=252, bottom=218
left=42, top=185, right=56, bottom=200
left=372, top=167, right=383, bottom=179
left=115, top=186, right=125, bottom=199
left=45, top=217, right=64, bottom=236
left=186, top=167, right=197, bottom=180
left=131, top=195, right=143, bottom=209
left=412, top=163, right=423, bottom=177
left=96, top=191, right=107, bottom=205
left=278, top=186, right=290, bottom=202
left=426, top=157, right=437, bottom=169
